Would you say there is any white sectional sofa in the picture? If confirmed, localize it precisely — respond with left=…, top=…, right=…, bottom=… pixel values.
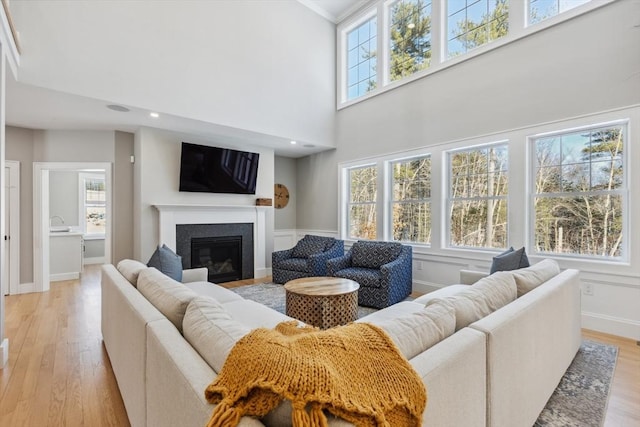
left=101, top=258, right=581, bottom=427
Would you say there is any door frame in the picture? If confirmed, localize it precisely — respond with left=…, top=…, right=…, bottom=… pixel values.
left=33, top=162, right=112, bottom=292
left=4, top=160, right=19, bottom=295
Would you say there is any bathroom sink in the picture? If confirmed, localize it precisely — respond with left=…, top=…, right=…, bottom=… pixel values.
left=50, top=226, right=73, bottom=232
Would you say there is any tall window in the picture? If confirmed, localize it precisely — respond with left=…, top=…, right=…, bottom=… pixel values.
left=448, top=143, right=508, bottom=248
left=447, top=0, right=509, bottom=58
left=390, top=156, right=431, bottom=244
left=389, top=0, right=432, bottom=82
left=531, top=124, right=625, bottom=258
left=80, top=173, right=106, bottom=236
left=529, top=0, right=591, bottom=25
left=347, top=165, right=377, bottom=239
left=347, top=16, right=377, bottom=100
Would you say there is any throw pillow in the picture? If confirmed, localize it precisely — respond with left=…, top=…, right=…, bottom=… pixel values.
left=371, top=300, right=456, bottom=360
left=182, top=296, right=251, bottom=373
left=147, top=244, right=183, bottom=282
left=137, top=267, right=197, bottom=332
left=116, top=259, right=147, bottom=287
left=432, top=271, right=517, bottom=331
left=490, top=246, right=530, bottom=274
left=511, top=259, right=561, bottom=297
left=291, top=236, right=327, bottom=258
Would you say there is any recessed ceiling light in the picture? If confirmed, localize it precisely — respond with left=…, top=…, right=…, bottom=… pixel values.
left=150, top=112, right=160, bottom=118
left=290, top=140, right=297, bottom=145
left=107, top=104, right=130, bottom=112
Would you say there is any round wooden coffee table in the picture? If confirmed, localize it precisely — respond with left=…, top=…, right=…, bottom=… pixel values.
left=284, top=277, right=360, bottom=329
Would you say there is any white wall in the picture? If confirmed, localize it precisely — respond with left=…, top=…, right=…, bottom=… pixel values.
left=274, top=156, right=297, bottom=230
left=49, top=171, right=79, bottom=227
left=296, top=0, right=640, bottom=339
left=9, top=0, right=337, bottom=148
left=134, top=127, right=275, bottom=267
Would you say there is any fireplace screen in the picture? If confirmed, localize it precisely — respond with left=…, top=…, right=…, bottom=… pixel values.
left=191, top=236, right=242, bottom=283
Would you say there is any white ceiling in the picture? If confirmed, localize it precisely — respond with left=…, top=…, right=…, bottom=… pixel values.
left=5, top=0, right=372, bottom=158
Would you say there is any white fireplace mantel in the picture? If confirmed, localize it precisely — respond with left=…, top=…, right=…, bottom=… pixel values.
left=153, top=204, right=269, bottom=278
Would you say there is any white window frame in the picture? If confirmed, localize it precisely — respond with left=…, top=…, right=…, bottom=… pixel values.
left=527, top=0, right=593, bottom=26
left=446, top=141, right=509, bottom=250
left=78, top=172, right=106, bottom=238
left=337, top=0, right=614, bottom=109
left=528, top=120, right=629, bottom=262
left=388, top=154, right=432, bottom=245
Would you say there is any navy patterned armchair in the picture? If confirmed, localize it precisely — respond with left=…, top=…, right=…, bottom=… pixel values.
left=327, top=241, right=412, bottom=309
left=272, top=235, right=344, bottom=284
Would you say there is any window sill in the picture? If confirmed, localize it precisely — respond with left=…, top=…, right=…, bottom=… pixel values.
left=83, top=234, right=105, bottom=241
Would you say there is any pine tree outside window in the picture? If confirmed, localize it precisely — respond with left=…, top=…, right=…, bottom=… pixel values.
left=447, top=0, right=509, bottom=58
left=388, top=0, right=432, bottom=82
left=447, top=143, right=509, bottom=248
left=348, top=165, right=377, bottom=239
left=390, top=156, right=431, bottom=244
left=531, top=124, right=626, bottom=259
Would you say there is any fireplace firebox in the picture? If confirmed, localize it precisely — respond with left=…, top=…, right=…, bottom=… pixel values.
left=191, top=236, right=242, bottom=283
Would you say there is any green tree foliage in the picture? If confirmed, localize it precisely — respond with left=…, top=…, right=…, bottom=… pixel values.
left=389, top=0, right=432, bottom=81
left=454, top=0, right=509, bottom=53
left=349, top=166, right=377, bottom=239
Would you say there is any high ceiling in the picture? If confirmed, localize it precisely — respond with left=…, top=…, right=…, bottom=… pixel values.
left=4, top=0, right=372, bottom=158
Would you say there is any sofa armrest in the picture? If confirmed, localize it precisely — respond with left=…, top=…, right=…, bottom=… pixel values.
left=409, top=328, right=486, bottom=427
left=459, top=269, right=489, bottom=285
left=380, top=246, right=412, bottom=287
left=272, top=248, right=294, bottom=264
left=327, top=252, right=352, bottom=275
left=181, top=267, right=208, bottom=283
left=308, top=240, right=345, bottom=275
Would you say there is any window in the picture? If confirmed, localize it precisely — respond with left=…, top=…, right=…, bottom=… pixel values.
left=347, top=16, right=377, bottom=100
left=347, top=165, right=377, bottom=239
left=389, top=0, right=432, bottom=82
left=448, top=143, right=508, bottom=248
left=529, top=0, right=591, bottom=25
left=390, top=156, right=431, bottom=244
left=447, top=0, right=509, bottom=58
left=80, top=173, right=106, bottom=236
left=531, top=124, right=625, bottom=258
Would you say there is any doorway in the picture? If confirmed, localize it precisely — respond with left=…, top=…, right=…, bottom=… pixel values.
left=33, top=162, right=112, bottom=293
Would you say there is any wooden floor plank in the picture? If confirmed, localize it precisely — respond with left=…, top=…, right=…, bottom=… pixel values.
left=0, top=267, right=637, bottom=426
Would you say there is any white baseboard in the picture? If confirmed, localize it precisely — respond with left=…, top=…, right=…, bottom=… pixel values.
left=13, top=282, right=35, bottom=295
left=0, top=338, right=8, bottom=368
left=83, top=256, right=105, bottom=265
left=582, top=311, right=640, bottom=341
left=50, top=272, right=80, bottom=282
left=255, top=267, right=271, bottom=280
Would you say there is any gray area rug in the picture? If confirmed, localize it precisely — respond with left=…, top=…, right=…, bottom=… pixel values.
left=230, top=282, right=379, bottom=318
left=231, top=283, right=618, bottom=427
left=534, top=340, right=618, bottom=427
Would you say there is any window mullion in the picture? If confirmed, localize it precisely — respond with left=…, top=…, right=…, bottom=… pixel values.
left=430, top=0, right=444, bottom=65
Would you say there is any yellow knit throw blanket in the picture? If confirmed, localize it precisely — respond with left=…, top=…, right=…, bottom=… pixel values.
left=204, top=321, right=426, bottom=427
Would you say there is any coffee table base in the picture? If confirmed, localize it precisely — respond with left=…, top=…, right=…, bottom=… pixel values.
left=286, top=290, right=358, bottom=329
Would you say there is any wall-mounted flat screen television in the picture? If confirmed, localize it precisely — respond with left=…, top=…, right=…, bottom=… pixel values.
left=179, top=142, right=260, bottom=194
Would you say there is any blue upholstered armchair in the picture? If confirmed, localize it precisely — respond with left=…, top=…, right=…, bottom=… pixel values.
left=272, top=235, right=344, bottom=284
left=327, top=241, right=412, bottom=309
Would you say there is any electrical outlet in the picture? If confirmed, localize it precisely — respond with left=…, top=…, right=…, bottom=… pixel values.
left=583, top=283, right=594, bottom=296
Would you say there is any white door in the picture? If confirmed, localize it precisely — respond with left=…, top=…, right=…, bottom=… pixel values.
left=3, top=166, right=9, bottom=295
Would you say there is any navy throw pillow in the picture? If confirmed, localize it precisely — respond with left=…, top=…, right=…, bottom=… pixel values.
left=148, top=244, right=183, bottom=282
left=490, top=246, right=530, bottom=274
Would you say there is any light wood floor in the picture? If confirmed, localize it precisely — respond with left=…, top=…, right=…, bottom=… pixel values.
left=0, top=266, right=638, bottom=426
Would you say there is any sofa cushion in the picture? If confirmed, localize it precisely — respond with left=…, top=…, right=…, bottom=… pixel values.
left=137, top=267, right=197, bottom=332
left=511, top=259, right=561, bottom=297
left=351, top=241, right=402, bottom=269
left=432, top=271, right=517, bottom=331
left=490, top=246, right=530, bottom=274
left=291, top=235, right=332, bottom=259
left=334, top=267, right=382, bottom=288
left=369, top=300, right=456, bottom=360
left=276, top=258, right=311, bottom=273
left=413, top=285, right=470, bottom=305
left=147, top=244, right=183, bottom=282
left=116, top=259, right=148, bottom=287
left=183, top=296, right=251, bottom=373
left=183, top=281, right=244, bottom=304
